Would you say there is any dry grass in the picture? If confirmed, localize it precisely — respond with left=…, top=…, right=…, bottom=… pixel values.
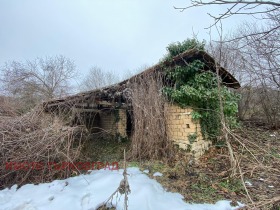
left=132, top=123, right=280, bottom=209
left=229, top=123, right=280, bottom=209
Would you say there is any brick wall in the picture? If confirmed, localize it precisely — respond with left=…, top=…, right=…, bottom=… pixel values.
left=99, top=109, right=127, bottom=138
left=86, top=105, right=210, bottom=157
left=165, top=104, right=211, bottom=158
left=100, top=111, right=115, bottom=132
left=116, top=109, right=127, bottom=138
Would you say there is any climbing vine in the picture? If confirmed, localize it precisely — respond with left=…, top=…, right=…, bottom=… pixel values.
left=164, top=38, right=205, bottom=60
left=163, top=39, right=239, bottom=141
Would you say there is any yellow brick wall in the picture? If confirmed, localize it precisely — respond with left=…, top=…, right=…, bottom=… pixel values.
left=116, top=109, right=127, bottom=138
left=100, top=111, right=115, bottom=132
left=99, top=109, right=127, bottom=138
left=165, top=104, right=211, bottom=158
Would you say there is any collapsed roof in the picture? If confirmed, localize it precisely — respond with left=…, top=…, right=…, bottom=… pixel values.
left=44, top=49, right=240, bottom=111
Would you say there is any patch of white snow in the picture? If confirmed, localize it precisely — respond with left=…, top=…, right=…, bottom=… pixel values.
left=153, top=172, right=163, bottom=177
left=143, top=169, right=149, bottom=174
left=0, top=167, right=244, bottom=210
left=245, top=181, right=253, bottom=186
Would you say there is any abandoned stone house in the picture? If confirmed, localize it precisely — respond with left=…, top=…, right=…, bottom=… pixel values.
left=44, top=49, right=240, bottom=158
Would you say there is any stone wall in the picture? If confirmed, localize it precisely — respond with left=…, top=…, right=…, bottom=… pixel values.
left=165, top=104, right=211, bottom=158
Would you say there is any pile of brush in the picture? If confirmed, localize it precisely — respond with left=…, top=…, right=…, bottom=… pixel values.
left=0, top=105, right=87, bottom=189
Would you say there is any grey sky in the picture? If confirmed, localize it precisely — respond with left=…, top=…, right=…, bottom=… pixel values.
left=0, top=0, right=249, bottom=85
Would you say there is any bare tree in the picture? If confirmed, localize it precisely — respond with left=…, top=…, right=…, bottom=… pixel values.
left=207, top=15, right=280, bottom=127
left=121, top=65, right=150, bottom=81
left=79, top=66, right=119, bottom=91
left=79, top=64, right=151, bottom=92
left=176, top=0, right=280, bottom=86
left=237, top=22, right=280, bottom=127
left=0, top=55, right=76, bottom=111
left=176, top=1, right=280, bottom=40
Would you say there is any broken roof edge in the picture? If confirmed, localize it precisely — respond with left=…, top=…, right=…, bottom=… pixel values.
left=44, top=49, right=240, bottom=106
left=125, top=49, right=240, bottom=88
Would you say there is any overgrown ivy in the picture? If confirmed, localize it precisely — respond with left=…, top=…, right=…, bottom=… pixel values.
left=162, top=39, right=239, bottom=141
left=164, top=38, right=205, bottom=60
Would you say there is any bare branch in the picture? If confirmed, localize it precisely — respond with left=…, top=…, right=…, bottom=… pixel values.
left=175, top=0, right=280, bottom=26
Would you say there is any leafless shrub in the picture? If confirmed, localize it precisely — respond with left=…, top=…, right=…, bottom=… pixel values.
left=0, top=105, right=87, bottom=189
left=127, top=72, right=174, bottom=160
left=0, top=96, right=19, bottom=117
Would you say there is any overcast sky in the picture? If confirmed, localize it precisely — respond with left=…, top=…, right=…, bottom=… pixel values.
left=0, top=0, right=250, bottom=85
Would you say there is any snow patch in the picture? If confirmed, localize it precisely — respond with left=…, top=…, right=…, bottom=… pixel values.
left=245, top=181, right=252, bottom=186
left=0, top=167, right=244, bottom=210
left=153, top=172, right=163, bottom=177
left=143, top=169, right=149, bottom=174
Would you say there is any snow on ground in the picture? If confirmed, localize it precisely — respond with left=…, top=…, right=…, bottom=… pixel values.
left=152, top=172, right=163, bottom=177
left=143, top=169, right=149, bottom=174
left=0, top=167, right=244, bottom=210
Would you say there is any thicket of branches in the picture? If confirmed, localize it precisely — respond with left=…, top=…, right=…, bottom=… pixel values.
left=128, top=72, right=175, bottom=160
left=207, top=10, right=280, bottom=128
left=0, top=106, right=87, bottom=189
